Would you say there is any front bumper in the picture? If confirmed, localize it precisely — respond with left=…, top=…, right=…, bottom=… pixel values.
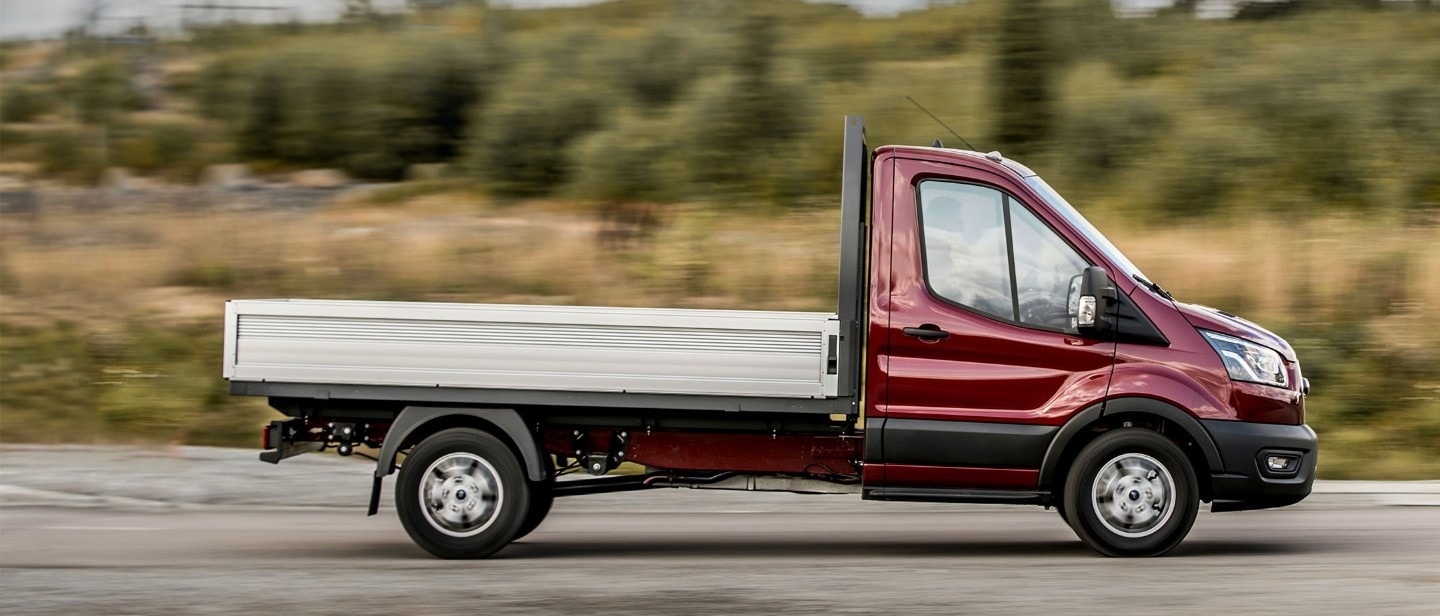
left=1201, top=420, right=1317, bottom=513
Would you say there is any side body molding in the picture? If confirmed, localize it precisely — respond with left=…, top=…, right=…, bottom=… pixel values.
left=1037, top=398, right=1225, bottom=490
left=368, top=406, right=544, bottom=515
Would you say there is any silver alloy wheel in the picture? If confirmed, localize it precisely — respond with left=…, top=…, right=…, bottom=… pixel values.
left=420, top=452, right=504, bottom=538
left=1090, top=452, right=1175, bottom=538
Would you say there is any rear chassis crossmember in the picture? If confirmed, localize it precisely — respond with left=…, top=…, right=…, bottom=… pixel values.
left=259, top=417, right=389, bottom=463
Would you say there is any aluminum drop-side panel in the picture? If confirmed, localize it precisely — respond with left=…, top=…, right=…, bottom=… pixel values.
left=227, top=300, right=839, bottom=399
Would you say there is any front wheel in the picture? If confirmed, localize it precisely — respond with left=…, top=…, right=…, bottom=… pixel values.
left=1063, top=428, right=1199, bottom=557
left=395, top=428, right=530, bottom=559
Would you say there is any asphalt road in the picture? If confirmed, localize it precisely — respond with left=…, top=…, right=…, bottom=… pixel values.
left=2, top=447, right=1438, bottom=615
left=3, top=497, right=1439, bottom=615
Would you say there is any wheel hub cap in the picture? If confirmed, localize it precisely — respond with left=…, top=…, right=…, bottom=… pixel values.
left=1091, top=452, right=1175, bottom=538
left=420, top=452, right=503, bottom=537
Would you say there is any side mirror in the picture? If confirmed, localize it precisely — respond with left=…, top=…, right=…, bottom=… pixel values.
left=1070, top=266, right=1117, bottom=335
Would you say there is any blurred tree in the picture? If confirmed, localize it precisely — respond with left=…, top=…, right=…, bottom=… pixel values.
left=468, top=87, right=603, bottom=197
left=680, top=13, right=806, bottom=200
left=192, top=55, right=251, bottom=122
left=1233, top=1, right=1305, bottom=19
left=1234, top=0, right=1384, bottom=20
left=0, top=85, right=54, bottom=123
left=1169, top=0, right=1199, bottom=16
left=343, top=0, right=376, bottom=22
left=991, top=0, right=1053, bottom=158
left=465, top=25, right=611, bottom=196
left=1057, top=88, right=1170, bottom=178
left=37, top=127, right=106, bottom=184
left=223, top=38, right=497, bottom=179
left=617, top=29, right=693, bottom=108
left=236, top=67, right=285, bottom=160
left=570, top=110, right=681, bottom=204
left=283, top=63, right=369, bottom=164
left=1047, top=0, right=1119, bottom=65
left=114, top=121, right=200, bottom=176
left=72, top=59, right=144, bottom=125
left=382, top=43, right=490, bottom=163
left=1273, top=105, right=1366, bottom=207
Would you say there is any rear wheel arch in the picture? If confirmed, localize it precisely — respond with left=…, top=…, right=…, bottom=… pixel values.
left=377, top=407, right=546, bottom=483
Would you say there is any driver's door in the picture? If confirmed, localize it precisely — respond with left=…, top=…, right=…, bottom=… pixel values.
left=874, top=156, right=1116, bottom=490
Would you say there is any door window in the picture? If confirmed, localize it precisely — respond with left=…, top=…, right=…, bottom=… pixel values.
left=918, top=180, right=1089, bottom=333
left=1011, top=203, right=1089, bottom=332
left=918, top=182, right=1013, bottom=321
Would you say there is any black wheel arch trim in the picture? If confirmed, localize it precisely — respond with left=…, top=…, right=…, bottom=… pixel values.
left=1038, top=398, right=1224, bottom=490
left=369, top=406, right=545, bottom=515
left=1037, top=403, right=1103, bottom=489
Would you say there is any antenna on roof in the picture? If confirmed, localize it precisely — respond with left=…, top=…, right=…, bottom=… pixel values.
left=905, top=96, right=977, bottom=151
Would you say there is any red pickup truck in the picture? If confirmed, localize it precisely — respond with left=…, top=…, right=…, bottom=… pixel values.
left=226, top=116, right=1316, bottom=558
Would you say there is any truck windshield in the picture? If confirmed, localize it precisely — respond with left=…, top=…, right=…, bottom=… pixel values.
left=1024, top=176, right=1147, bottom=282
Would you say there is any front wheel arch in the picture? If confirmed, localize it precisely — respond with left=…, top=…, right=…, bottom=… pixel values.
left=1040, top=398, right=1222, bottom=503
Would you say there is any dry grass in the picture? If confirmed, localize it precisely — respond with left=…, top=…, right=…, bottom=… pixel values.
left=6, top=196, right=1432, bottom=325
left=1116, top=215, right=1440, bottom=325
left=0, top=193, right=840, bottom=324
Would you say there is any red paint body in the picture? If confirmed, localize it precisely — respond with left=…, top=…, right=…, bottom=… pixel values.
left=543, top=429, right=862, bottom=476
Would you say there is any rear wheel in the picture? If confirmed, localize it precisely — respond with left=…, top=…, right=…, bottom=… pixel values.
left=512, top=480, right=554, bottom=541
left=1063, top=428, right=1199, bottom=557
left=395, top=428, right=530, bottom=559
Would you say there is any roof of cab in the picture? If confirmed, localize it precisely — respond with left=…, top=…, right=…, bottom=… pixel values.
left=876, top=145, right=1039, bottom=179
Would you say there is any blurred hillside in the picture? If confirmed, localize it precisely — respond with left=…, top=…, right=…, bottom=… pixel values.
left=1, top=0, right=1437, bottom=477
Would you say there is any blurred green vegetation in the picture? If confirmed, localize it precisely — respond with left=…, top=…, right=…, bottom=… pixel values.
left=3, top=0, right=1435, bottom=216
left=0, top=319, right=273, bottom=446
left=1, top=0, right=1437, bottom=476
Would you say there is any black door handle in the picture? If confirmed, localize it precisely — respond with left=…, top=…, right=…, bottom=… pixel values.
left=902, top=325, right=950, bottom=340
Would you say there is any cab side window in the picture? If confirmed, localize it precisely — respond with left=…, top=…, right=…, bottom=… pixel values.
left=1011, top=203, right=1088, bottom=332
left=919, top=182, right=1014, bottom=321
left=918, top=180, right=1088, bottom=333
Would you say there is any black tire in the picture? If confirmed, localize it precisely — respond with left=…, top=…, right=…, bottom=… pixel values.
left=512, top=481, right=554, bottom=541
left=1062, top=428, right=1199, bottom=557
left=395, top=428, right=530, bottom=559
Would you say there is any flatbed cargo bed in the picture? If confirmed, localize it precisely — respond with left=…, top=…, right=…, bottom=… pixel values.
left=224, top=299, right=844, bottom=404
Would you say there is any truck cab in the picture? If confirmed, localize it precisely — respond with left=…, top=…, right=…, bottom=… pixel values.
left=858, top=141, right=1316, bottom=555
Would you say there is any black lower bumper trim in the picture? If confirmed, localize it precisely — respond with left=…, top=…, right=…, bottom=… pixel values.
left=1202, top=420, right=1317, bottom=512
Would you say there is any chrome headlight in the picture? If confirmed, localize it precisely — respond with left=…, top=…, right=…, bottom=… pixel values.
left=1201, top=330, right=1289, bottom=389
